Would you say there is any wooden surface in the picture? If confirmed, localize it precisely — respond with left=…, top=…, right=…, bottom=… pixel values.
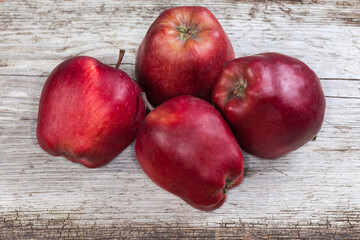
left=1, top=0, right=360, bottom=239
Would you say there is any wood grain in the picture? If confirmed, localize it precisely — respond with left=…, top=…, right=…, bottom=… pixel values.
left=1, top=0, right=360, bottom=239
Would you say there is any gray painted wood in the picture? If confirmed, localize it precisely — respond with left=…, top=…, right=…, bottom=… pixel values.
left=1, top=0, right=360, bottom=238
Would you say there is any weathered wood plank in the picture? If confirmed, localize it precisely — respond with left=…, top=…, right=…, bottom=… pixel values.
left=1, top=212, right=360, bottom=239
left=1, top=0, right=360, bottom=238
left=1, top=0, right=360, bottom=79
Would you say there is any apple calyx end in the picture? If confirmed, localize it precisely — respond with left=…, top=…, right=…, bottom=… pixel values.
left=226, top=79, right=247, bottom=103
left=177, top=25, right=198, bottom=42
left=223, top=178, right=233, bottom=194
left=115, top=49, right=126, bottom=69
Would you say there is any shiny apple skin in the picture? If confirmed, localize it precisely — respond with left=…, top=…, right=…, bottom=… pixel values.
left=135, top=95, right=244, bottom=211
left=37, top=56, right=146, bottom=168
left=212, top=53, right=326, bottom=159
left=135, top=6, right=235, bottom=106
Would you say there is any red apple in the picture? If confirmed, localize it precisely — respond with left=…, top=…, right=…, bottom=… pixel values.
left=212, top=53, right=326, bottom=159
left=37, top=51, right=146, bottom=168
left=135, top=6, right=235, bottom=106
left=135, top=95, right=244, bottom=211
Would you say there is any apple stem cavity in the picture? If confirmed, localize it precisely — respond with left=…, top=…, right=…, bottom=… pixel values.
left=177, top=25, right=198, bottom=42
left=226, top=79, right=247, bottom=103
left=223, top=178, right=233, bottom=194
left=115, top=49, right=126, bottom=69
left=139, top=92, right=155, bottom=111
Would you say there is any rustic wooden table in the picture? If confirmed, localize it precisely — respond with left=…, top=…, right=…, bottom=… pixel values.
left=1, top=0, right=360, bottom=239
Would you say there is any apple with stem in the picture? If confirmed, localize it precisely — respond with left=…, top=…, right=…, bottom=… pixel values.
left=37, top=50, right=146, bottom=168
left=135, top=95, right=244, bottom=211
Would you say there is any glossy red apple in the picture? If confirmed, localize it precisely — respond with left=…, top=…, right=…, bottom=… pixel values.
left=37, top=51, right=146, bottom=168
left=135, top=95, right=244, bottom=211
left=135, top=6, right=235, bottom=106
left=212, top=53, right=326, bottom=159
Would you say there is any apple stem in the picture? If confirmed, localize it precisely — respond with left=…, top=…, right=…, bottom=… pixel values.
left=139, top=92, right=154, bottom=111
left=115, top=49, right=126, bottom=69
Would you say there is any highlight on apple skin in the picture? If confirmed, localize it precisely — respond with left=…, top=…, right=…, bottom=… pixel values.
left=135, top=6, right=235, bottom=106
left=212, top=52, right=326, bottom=159
left=37, top=52, right=146, bottom=168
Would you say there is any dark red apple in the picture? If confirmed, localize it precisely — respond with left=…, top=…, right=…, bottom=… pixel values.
left=212, top=53, right=326, bottom=159
left=135, top=95, right=244, bottom=211
left=37, top=51, right=146, bottom=168
left=135, top=6, right=235, bottom=106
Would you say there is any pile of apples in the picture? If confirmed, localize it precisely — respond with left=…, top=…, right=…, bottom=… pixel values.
left=37, top=6, right=325, bottom=211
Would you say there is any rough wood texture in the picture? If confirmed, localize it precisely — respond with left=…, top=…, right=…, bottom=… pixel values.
left=1, top=0, right=360, bottom=239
